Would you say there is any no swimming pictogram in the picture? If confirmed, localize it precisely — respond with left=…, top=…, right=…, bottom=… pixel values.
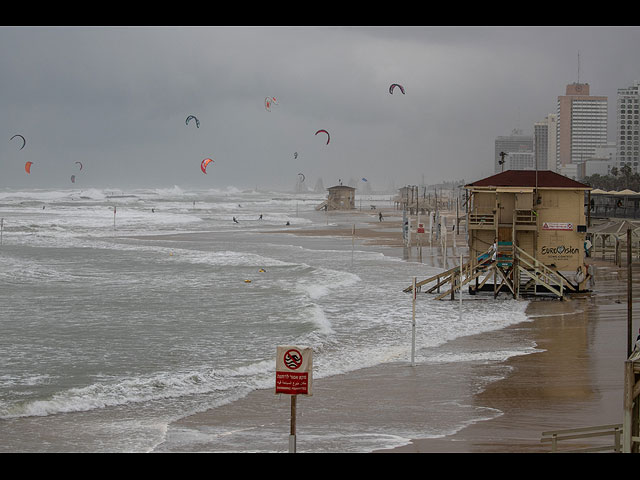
left=284, top=349, right=303, bottom=370
left=275, top=345, right=313, bottom=396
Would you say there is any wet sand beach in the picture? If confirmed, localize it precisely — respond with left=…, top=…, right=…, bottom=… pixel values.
left=164, top=207, right=636, bottom=453
left=292, top=209, right=634, bottom=452
left=378, top=262, right=632, bottom=452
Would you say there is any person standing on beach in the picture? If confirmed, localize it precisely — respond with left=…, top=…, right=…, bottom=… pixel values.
left=379, top=212, right=383, bottom=222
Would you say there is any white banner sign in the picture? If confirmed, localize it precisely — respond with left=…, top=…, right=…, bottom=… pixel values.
left=542, top=222, right=573, bottom=231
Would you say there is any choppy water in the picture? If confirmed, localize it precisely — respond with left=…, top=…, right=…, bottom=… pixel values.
left=0, top=186, right=533, bottom=452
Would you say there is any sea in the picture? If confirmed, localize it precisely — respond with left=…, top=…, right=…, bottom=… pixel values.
left=0, top=185, right=535, bottom=453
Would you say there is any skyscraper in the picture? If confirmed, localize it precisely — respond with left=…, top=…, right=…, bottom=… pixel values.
left=556, top=83, right=608, bottom=169
left=616, top=80, right=640, bottom=172
left=534, top=114, right=557, bottom=172
left=494, top=129, right=533, bottom=173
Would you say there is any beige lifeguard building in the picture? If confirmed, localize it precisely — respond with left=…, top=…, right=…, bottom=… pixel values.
left=407, top=170, right=593, bottom=300
left=316, top=185, right=356, bottom=211
left=466, top=169, right=591, bottom=271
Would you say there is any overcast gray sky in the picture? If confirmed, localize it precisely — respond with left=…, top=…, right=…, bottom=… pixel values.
left=1, top=26, right=639, bottom=191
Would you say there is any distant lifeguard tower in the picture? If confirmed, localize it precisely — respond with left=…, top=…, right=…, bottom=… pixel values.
left=406, top=170, right=593, bottom=299
left=316, top=185, right=356, bottom=211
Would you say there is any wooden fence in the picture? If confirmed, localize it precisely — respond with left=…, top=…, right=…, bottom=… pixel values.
left=540, top=424, right=623, bottom=453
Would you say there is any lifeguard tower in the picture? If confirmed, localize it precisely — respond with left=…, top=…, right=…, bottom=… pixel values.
left=316, top=185, right=356, bottom=211
left=406, top=170, right=593, bottom=299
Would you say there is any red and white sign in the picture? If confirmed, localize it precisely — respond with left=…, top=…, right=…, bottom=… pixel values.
left=542, top=222, right=573, bottom=231
left=417, top=223, right=425, bottom=234
left=275, top=346, right=313, bottom=396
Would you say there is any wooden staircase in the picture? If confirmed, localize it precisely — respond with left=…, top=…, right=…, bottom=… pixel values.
left=405, top=244, right=575, bottom=300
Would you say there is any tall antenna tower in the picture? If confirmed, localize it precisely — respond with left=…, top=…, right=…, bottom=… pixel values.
left=577, top=51, right=580, bottom=84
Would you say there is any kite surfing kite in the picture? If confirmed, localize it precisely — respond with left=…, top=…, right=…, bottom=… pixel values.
left=10, top=134, right=26, bottom=150
left=298, top=173, right=305, bottom=182
left=315, top=129, right=330, bottom=145
left=389, top=83, right=405, bottom=95
left=265, top=97, right=279, bottom=112
left=25, top=161, right=33, bottom=174
left=294, top=152, right=298, bottom=159
left=75, top=161, right=83, bottom=170
left=186, top=115, right=200, bottom=128
left=200, top=158, right=214, bottom=174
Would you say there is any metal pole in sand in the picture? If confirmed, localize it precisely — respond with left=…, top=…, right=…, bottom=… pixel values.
left=453, top=217, right=457, bottom=249
left=411, top=276, right=417, bottom=366
left=351, top=224, right=355, bottom=268
left=442, top=217, right=447, bottom=268
left=416, top=212, right=420, bottom=256
left=289, top=394, right=297, bottom=453
left=459, top=253, right=463, bottom=321
left=429, top=212, right=433, bottom=248
left=627, top=228, right=633, bottom=357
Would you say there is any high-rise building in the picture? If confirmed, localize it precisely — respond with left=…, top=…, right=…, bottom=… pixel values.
left=494, top=129, right=533, bottom=173
left=534, top=114, right=557, bottom=171
left=556, top=83, right=608, bottom=168
left=615, top=80, right=640, bottom=172
left=505, top=151, right=534, bottom=170
left=580, top=142, right=617, bottom=178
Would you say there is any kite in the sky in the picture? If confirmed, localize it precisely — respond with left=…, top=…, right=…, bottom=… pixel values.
left=11, top=134, right=26, bottom=150
left=265, top=97, right=276, bottom=112
left=75, top=161, right=83, bottom=170
left=298, top=173, right=305, bottom=182
left=200, top=158, right=214, bottom=174
left=315, top=129, right=330, bottom=145
left=389, top=83, right=405, bottom=95
left=362, top=178, right=368, bottom=182
left=25, top=161, right=33, bottom=174
left=294, top=152, right=298, bottom=159
left=186, top=115, right=200, bottom=128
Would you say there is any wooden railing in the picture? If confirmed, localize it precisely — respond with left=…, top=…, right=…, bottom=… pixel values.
left=468, top=208, right=495, bottom=228
left=541, top=424, right=623, bottom=453
left=514, top=209, right=537, bottom=225
left=514, top=245, right=566, bottom=298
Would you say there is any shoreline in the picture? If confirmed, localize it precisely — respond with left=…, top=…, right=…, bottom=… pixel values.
left=275, top=207, right=636, bottom=452
left=163, top=206, right=635, bottom=453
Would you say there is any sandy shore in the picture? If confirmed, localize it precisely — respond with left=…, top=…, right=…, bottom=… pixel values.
left=166, top=207, right=637, bottom=453
left=377, top=260, right=633, bottom=452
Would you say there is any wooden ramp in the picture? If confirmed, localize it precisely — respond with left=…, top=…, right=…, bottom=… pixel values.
left=405, top=245, right=575, bottom=300
left=315, top=200, right=328, bottom=211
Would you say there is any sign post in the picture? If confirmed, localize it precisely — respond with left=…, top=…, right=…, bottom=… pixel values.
left=275, top=346, right=313, bottom=453
left=411, top=277, right=417, bottom=366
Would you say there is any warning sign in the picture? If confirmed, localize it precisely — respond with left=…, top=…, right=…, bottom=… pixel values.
left=542, top=222, right=573, bottom=231
left=275, top=346, right=313, bottom=396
